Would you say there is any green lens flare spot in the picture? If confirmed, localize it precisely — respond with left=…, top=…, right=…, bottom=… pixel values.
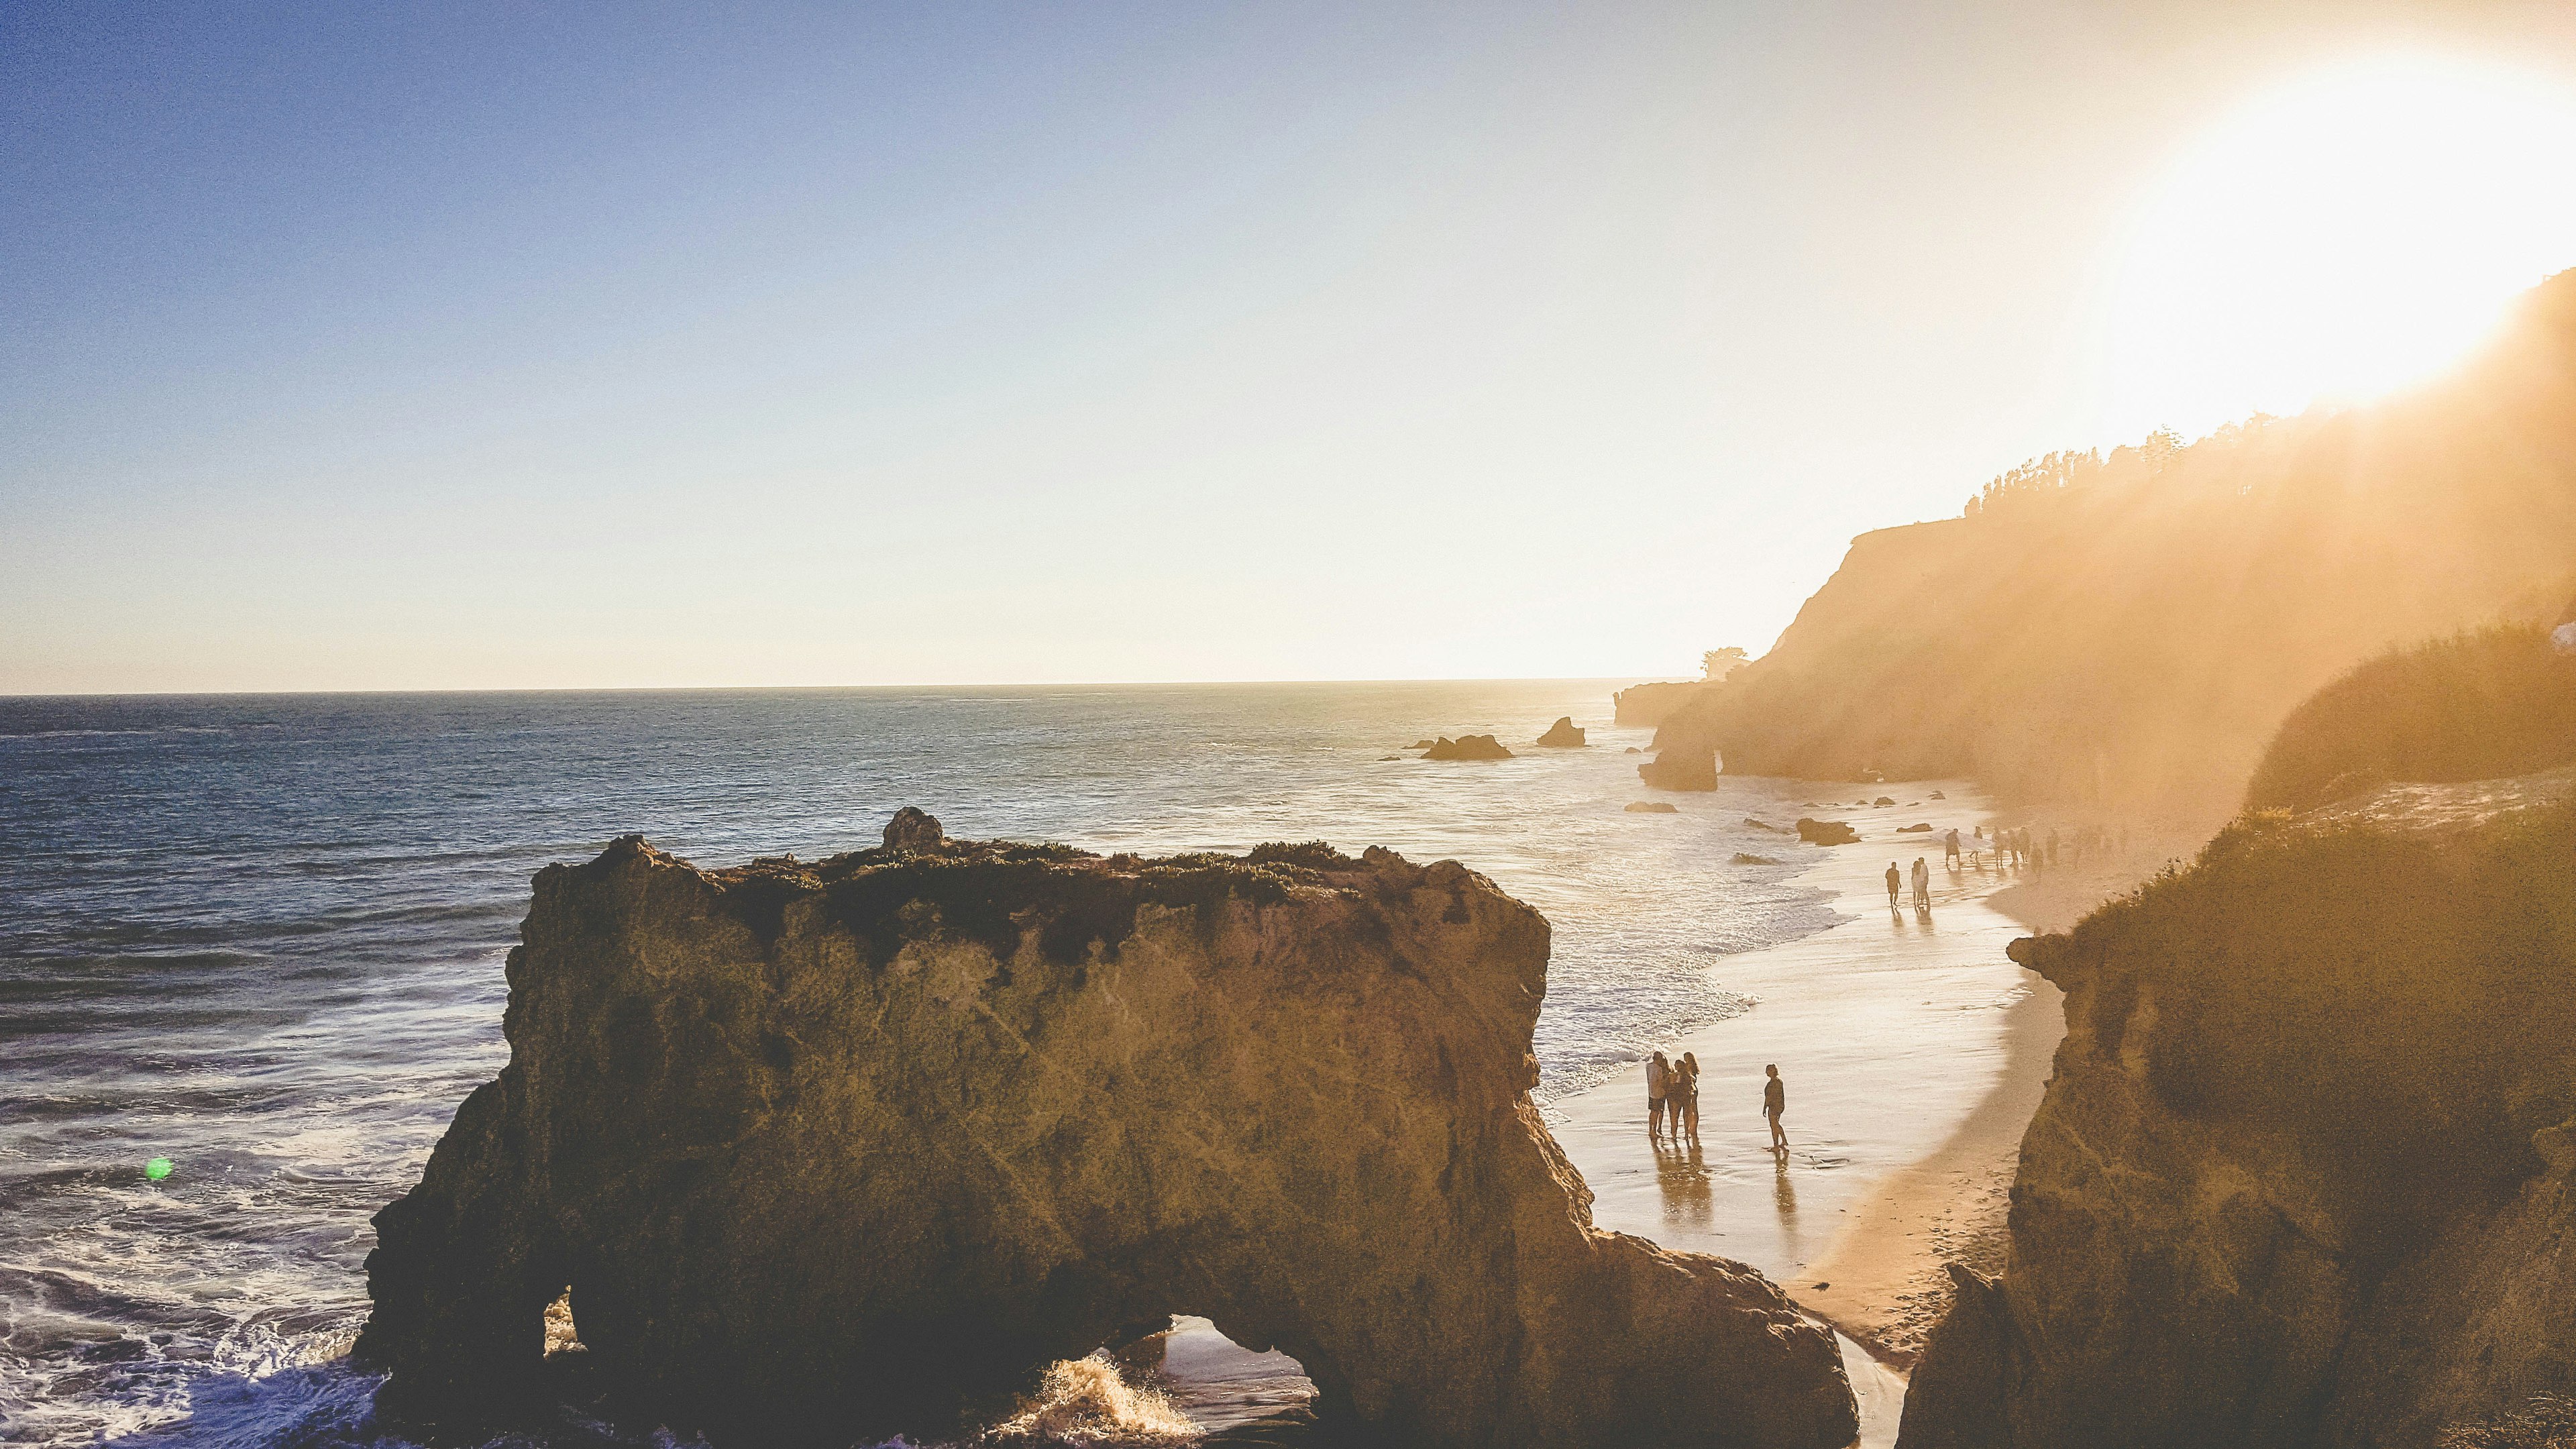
left=146, top=1157, right=173, bottom=1181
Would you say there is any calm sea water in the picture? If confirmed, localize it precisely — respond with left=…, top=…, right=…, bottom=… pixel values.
left=0, top=683, right=1845, bottom=1447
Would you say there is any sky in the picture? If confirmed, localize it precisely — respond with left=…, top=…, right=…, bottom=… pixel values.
left=9, top=1, right=2576, bottom=694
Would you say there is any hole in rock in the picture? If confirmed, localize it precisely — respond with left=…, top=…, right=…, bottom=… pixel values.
left=1116, top=1316, right=1316, bottom=1435
left=542, top=1287, right=584, bottom=1356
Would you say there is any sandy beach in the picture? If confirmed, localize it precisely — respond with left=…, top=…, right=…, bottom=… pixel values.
left=1547, top=790, right=2202, bottom=1444
left=1138, top=791, right=2200, bottom=1446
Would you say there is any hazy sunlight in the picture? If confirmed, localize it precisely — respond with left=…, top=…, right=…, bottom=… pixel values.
left=2106, top=53, right=2576, bottom=441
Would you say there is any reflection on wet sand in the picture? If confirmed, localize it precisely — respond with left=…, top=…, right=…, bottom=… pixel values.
left=1652, top=1139, right=1714, bottom=1233
left=1774, top=1150, right=1801, bottom=1250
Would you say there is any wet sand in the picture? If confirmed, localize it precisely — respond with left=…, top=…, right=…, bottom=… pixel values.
left=1550, top=787, right=2057, bottom=1446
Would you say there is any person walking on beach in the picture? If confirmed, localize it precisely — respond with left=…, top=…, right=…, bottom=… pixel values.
left=2047, top=826, right=2061, bottom=867
left=1944, top=828, right=1962, bottom=869
left=1886, top=861, right=1902, bottom=910
left=1647, top=1051, right=1671, bottom=1140
left=1674, top=1051, right=1702, bottom=1144
left=1762, top=1065, right=1788, bottom=1151
left=1911, top=856, right=1931, bottom=910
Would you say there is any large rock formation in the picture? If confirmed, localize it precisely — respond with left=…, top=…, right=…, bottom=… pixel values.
left=1536, top=716, right=1588, bottom=747
left=1898, top=771, right=2576, bottom=1448
left=1639, top=741, right=1719, bottom=791
left=358, top=824, right=1857, bottom=1448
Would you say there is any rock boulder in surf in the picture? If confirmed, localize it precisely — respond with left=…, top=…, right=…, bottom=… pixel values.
left=1421, top=733, right=1514, bottom=760
left=1536, top=716, right=1587, bottom=747
left=357, top=821, right=1857, bottom=1448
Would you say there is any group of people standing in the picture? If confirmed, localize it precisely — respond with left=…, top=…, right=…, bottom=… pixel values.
left=1646, top=1050, right=1698, bottom=1143
left=1939, top=821, right=2127, bottom=873
left=1646, top=1053, right=1790, bottom=1152
left=1884, top=857, right=1933, bottom=911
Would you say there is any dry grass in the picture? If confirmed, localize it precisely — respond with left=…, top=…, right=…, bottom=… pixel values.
left=2245, top=625, right=2576, bottom=812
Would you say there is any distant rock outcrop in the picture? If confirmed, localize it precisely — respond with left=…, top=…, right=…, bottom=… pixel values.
left=1611, top=680, right=1718, bottom=728
left=1794, top=818, right=1860, bottom=845
left=1637, top=743, right=1717, bottom=791
left=1623, top=801, right=1678, bottom=813
left=1422, top=734, right=1513, bottom=761
left=1536, top=717, right=1587, bottom=748
left=1872, top=796, right=1895, bottom=806
left=357, top=826, right=1857, bottom=1449
left=1900, top=765, right=2576, bottom=1440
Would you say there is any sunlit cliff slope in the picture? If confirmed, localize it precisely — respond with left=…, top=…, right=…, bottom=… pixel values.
left=1645, top=270, right=2576, bottom=815
left=1896, top=639, right=2576, bottom=1448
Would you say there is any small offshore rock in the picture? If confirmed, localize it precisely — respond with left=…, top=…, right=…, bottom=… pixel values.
left=1423, top=735, right=1513, bottom=761
left=1536, top=717, right=1587, bottom=748
left=1733, top=853, right=1781, bottom=865
left=1625, top=746, right=1643, bottom=754
left=1873, top=796, right=1896, bottom=806
left=1898, top=823, right=1933, bottom=833
left=1795, top=818, right=1860, bottom=845
left=1625, top=801, right=1678, bottom=813
left=1929, top=790, right=1947, bottom=799
left=1746, top=818, right=1783, bottom=832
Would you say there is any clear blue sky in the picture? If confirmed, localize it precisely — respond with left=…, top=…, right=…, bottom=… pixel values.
left=8, top=1, right=2575, bottom=692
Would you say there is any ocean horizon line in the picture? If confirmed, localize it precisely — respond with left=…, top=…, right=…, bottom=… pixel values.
left=0, top=674, right=1680, bottom=703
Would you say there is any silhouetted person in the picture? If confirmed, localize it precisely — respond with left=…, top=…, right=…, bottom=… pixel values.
left=1944, top=828, right=1962, bottom=869
left=1647, top=1051, right=1671, bottom=1141
left=1911, top=856, right=1931, bottom=910
left=1675, top=1051, right=1701, bottom=1143
left=2047, top=826, right=2061, bottom=866
left=1762, top=1064, right=1788, bottom=1150
left=1885, top=862, right=1901, bottom=910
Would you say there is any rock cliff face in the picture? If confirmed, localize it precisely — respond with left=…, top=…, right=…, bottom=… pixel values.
left=1647, top=271, right=2576, bottom=816
left=1898, top=773, right=2576, bottom=1448
left=358, top=824, right=1856, bottom=1448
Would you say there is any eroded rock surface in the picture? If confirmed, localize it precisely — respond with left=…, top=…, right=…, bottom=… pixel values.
left=1898, top=777, right=2576, bottom=1448
left=358, top=827, right=1856, bottom=1448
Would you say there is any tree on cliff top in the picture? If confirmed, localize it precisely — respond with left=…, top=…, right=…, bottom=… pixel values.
left=1703, top=647, right=1748, bottom=682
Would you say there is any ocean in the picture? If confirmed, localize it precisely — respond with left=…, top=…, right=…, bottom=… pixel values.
left=0, top=682, right=1850, bottom=1446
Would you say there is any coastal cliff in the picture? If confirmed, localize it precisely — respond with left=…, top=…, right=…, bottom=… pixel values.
left=357, top=818, right=1858, bottom=1448
left=1897, top=640, right=2576, bottom=1447
left=1640, top=270, right=2576, bottom=811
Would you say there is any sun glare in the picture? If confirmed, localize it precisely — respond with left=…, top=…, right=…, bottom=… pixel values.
left=2104, top=53, right=2576, bottom=443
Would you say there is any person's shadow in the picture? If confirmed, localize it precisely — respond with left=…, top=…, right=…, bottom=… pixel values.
left=1772, top=1146, right=1799, bottom=1230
